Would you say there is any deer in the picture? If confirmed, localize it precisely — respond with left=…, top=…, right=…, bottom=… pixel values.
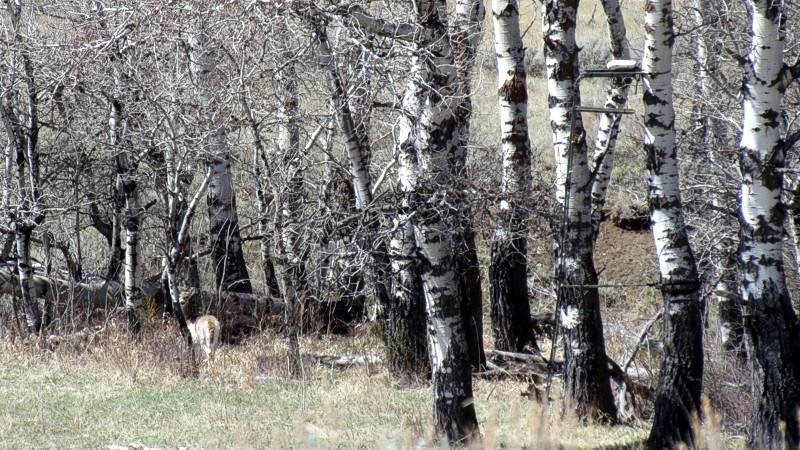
left=178, top=288, right=221, bottom=365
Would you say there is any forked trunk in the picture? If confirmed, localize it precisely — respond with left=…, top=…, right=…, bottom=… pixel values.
left=542, top=0, right=616, bottom=422
left=489, top=0, right=535, bottom=353
left=642, top=2, right=704, bottom=448
left=738, top=1, right=800, bottom=448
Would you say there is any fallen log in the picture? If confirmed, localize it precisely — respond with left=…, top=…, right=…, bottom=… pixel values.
left=314, top=354, right=381, bottom=367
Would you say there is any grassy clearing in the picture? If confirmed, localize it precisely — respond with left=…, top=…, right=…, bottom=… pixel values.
left=0, top=329, right=654, bottom=449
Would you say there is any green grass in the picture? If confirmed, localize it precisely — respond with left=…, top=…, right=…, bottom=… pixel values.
left=0, top=333, right=654, bottom=449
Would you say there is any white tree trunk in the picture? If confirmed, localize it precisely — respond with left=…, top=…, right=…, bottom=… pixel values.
left=542, top=0, right=616, bottom=421
left=589, top=0, right=631, bottom=239
left=189, top=24, right=252, bottom=297
left=386, top=56, right=430, bottom=380
left=738, top=1, right=800, bottom=448
left=642, top=1, right=704, bottom=447
left=489, top=0, right=535, bottom=353
left=275, top=56, right=304, bottom=377
left=310, top=19, right=390, bottom=320
left=109, top=93, right=141, bottom=332
left=410, top=0, right=479, bottom=442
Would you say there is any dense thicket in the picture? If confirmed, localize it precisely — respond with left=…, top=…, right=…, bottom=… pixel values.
left=2, top=1, right=800, bottom=447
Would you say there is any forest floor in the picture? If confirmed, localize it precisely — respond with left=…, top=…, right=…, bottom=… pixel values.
left=0, top=222, right=751, bottom=449
left=0, top=330, right=651, bottom=449
left=0, top=3, right=754, bottom=446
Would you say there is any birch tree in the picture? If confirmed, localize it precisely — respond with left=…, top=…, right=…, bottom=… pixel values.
left=642, top=1, right=704, bottom=447
left=307, top=14, right=392, bottom=322
left=189, top=13, right=253, bottom=302
left=412, top=1, right=479, bottom=438
left=692, top=0, right=746, bottom=359
left=451, top=0, right=487, bottom=369
left=489, top=0, right=535, bottom=353
left=386, top=57, right=430, bottom=381
left=738, top=0, right=800, bottom=447
left=542, top=0, right=616, bottom=421
left=340, top=0, right=482, bottom=440
left=273, top=47, right=304, bottom=376
left=109, top=94, right=142, bottom=332
left=1, top=1, right=45, bottom=333
left=590, top=0, right=631, bottom=239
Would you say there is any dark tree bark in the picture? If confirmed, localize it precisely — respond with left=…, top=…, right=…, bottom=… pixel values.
left=542, top=0, right=617, bottom=422
left=451, top=0, right=487, bottom=371
left=642, top=1, right=704, bottom=448
left=489, top=0, right=535, bottom=353
left=189, top=20, right=253, bottom=300
left=737, top=1, right=800, bottom=448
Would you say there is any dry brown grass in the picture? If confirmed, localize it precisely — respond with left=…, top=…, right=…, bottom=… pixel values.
left=0, top=320, right=654, bottom=449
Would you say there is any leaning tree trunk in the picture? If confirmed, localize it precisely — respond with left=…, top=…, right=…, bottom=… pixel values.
left=451, top=0, right=487, bottom=369
left=738, top=1, right=800, bottom=448
left=410, top=0, right=479, bottom=442
left=693, top=0, right=746, bottom=360
left=309, top=18, right=392, bottom=328
left=642, top=2, right=704, bottom=448
left=489, top=0, right=535, bottom=353
left=590, top=0, right=631, bottom=240
left=542, top=0, right=617, bottom=422
left=337, top=37, right=372, bottom=308
left=189, top=25, right=252, bottom=299
left=386, top=56, right=430, bottom=382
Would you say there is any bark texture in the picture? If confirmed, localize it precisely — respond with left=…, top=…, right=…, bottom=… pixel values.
left=387, top=56, right=430, bottom=381
left=274, top=57, right=304, bottom=377
left=542, top=0, right=617, bottom=422
left=642, top=2, right=704, bottom=448
left=489, top=0, right=535, bottom=353
left=452, top=0, right=487, bottom=369
left=738, top=1, right=800, bottom=448
left=590, top=0, right=631, bottom=240
left=693, top=0, right=746, bottom=360
left=411, top=0, right=479, bottom=442
left=110, top=97, right=142, bottom=332
left=189, top=23, right=252, bottom=298
left=311, top=18, right=390, bottom=325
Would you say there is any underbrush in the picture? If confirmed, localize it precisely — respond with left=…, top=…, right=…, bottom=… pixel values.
left=0, top=315, right=752, bottom=449
left=0, top=324, right=651, bottom=449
